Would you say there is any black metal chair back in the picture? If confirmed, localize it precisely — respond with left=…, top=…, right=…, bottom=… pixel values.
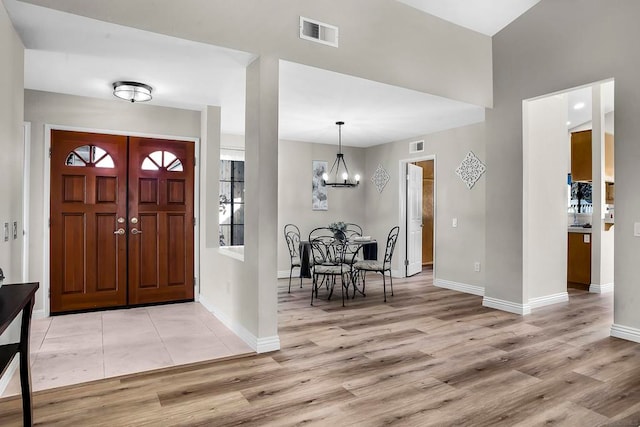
left=308, top=227, right=350, bottom=306
left=284, top=229, right=300, bottom=259
left=308, top=227, right=344, bottom=265
left=284, top=223, right=301, bottom=256
left=383, top=226, right=400, bottom=268
left=343, top=223, right=363, bottom=240
left=284, top=223, right=302, bottom=292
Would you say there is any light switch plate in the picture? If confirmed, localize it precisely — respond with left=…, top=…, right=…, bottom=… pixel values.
left=635, top=223, right=640, bottom=237
left=452, top=218, right=458, bottom=228
left=3, top=223, right=8, bottom=242
left=584, top=234, right=590, bottom=244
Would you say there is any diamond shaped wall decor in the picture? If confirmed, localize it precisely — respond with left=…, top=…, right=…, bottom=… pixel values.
left=371, top=164, right=390, bottom=193
left=456, top=151, right=486, bottom=189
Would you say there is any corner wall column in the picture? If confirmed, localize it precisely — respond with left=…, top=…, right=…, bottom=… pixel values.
left=245, top=56, right=280, bottom=350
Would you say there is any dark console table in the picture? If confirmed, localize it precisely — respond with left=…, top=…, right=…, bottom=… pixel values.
left=0, top=282, right=39, bottom=426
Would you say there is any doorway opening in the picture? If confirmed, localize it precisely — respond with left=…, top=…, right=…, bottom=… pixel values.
left=49, top=130, right=196, bottom=314
left=399, top=155, right=436, bottom=278
left=522, top=79, right=614, bottom=311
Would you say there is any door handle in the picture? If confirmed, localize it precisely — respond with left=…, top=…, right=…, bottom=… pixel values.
left=131, top=228, right=142, bottom=235
left=114, top=228, right=125, bottom=235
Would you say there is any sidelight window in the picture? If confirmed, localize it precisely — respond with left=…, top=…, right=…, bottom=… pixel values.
left=219, top=160, right=244, bottom=246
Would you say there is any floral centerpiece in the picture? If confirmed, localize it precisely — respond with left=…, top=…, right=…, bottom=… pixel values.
left=328, top=221, right=347, bottom=241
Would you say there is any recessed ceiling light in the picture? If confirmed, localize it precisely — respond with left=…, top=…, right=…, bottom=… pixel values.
left=573, top=102, right=585, bottom=110
left=566, top=121, right=571, bottom=126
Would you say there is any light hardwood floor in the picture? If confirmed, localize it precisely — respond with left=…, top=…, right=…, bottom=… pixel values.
left=0, top=270, right=638, bottom=426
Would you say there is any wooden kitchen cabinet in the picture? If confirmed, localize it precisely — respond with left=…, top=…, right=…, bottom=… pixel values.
left=570, top=130, right=614, bottom=183
left=567, top=232, right=591, bottom=289
left=605, top=133, right=614, bottom=182
left=571, top=130, right=592, bottom=182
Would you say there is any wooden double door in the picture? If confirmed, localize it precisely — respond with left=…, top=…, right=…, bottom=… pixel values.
left=50, top=130, right=195, bottom=313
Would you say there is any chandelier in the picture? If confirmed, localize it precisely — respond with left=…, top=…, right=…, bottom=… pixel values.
left=322, top=121, right=360, bottom=188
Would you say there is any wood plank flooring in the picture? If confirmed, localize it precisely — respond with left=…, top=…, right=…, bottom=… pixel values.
left=0, top=270, right=638, bottom=426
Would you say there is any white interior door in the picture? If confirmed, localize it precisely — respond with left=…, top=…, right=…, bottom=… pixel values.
left=406, top=163, right=423, bottom=276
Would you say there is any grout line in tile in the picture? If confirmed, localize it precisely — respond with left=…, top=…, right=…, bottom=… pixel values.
left=148, top=307, right=177, bottom=366
left=101, top=312, right=106, bottom=379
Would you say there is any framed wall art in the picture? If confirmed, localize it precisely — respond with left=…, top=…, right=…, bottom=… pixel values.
left=312, top=160, right=328, bottom=210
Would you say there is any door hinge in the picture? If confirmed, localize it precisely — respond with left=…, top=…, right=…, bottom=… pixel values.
left=194, top=157, right=197, bottom=166
left=406, top=174, right=410, bottom=181
left=193, top=277, right=197, bottom=287
left=49, top=147, right=52, bottom=158
left=193, top=217, right=196, bottom=226
left=404, top=259, right=409, bottom=266
left=48, top=218, right=50, bottom=228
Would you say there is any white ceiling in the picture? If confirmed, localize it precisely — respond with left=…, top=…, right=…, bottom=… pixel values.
left=5, top=0, right=485, bottom=147
left=566, top=81, right=615, bottom=131
left=279, top=61, right=484, bottom=146
left=396, top=0, right=541, bottom=36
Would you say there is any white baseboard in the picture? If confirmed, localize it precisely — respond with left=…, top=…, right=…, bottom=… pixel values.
left=610, top=323, right=640, bottom=343
left=528, top=292, right=569, bottom=309
left=278, top=270, right=289, bottom=279
left=483, top=296, right=531, bottom=315
left=256, top=336, right=281, bottom=353
left=198, top=293, right=280, bottom=353
left=434, top=279, right=484, bottom=296
left=590, top=283, right=614, bottom=294
left=0, top=358, right=18, bottom=396
left=278, top=269, right=303, bottom=280
left=33, top=309, right=46, bottom=320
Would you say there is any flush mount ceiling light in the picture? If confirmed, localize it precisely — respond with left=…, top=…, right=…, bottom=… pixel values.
left=112, top=81, right=153, bottom=103
left=322, top=121, right=360, bottom=188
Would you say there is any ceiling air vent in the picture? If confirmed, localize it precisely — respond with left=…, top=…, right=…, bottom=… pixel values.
left=299, top=17, right=339, bottom=47
left=409, top=140, right=424, bottom=154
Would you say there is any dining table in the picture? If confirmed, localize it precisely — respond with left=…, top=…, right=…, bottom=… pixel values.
left=299, top=238, right=377, bottom=279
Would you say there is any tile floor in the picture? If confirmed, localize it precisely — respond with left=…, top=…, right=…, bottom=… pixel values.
left=1, top=302, right=253, bottom=397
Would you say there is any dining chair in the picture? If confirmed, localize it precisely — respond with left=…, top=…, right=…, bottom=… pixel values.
left=283, top=224, right=302, bottom=293
left=353, top=226, right=400, bottom=302
left=308, top=227, right=350, bottom=306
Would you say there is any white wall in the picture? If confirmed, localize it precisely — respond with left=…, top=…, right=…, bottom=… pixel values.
left=23, top=90, right=200, bottom=315
left=365, top=123, right=486, bottom=291
left=0, top=1, right=24, bottom=344
left=590, top=84, right=614, bottom=291
left=488, top=0, right=640, bottom=337
left=21, top=0, right=493, bottom=108
left=277, top=139, right=366, bottom=275
left=523, top=94, right=569, bottom=303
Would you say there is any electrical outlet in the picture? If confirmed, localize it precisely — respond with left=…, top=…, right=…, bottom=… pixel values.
left=13, top=222, right=17, bottom=240
left=452, top=218, right=458, bottom=228
left=3, top=223, right=8, bottom=242
left=474, top=262, right=481, bottom=272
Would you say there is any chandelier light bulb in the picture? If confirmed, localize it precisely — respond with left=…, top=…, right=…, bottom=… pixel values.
left=342, top=172, right=349, bottom=180
left=322, top=172, right=329, bottom=181
left=354, top=174, right=361, bottom=182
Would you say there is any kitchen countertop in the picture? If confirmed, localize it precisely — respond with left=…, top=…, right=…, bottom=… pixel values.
left=568, top=226, right=593, bottom=233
